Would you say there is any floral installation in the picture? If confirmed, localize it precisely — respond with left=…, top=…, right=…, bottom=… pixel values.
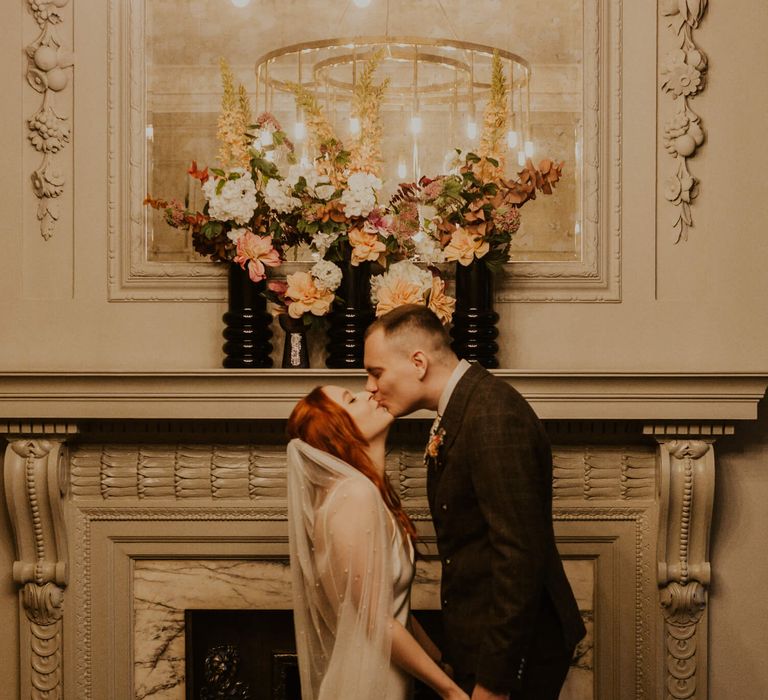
left=416, top=152, right=562, bottom=271
left=266, top=259, right=343, bottom=323
left=370, top=260, right=455, bottom=325
left=144, top=60, right=300, bottom=279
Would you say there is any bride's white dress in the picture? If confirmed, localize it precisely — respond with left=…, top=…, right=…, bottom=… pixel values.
left=287, top=439, right=416, bottom=700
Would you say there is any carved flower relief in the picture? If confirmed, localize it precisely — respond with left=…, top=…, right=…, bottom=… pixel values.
left=664, top=169, right=697, bottom=206
left=663, top=111, right=705, bottom=157
left=28, top=106, right=70, bottom=153
left=28, top=0, right=69, bottom=28
left=661, top=50, right=705, bottom=98
left=661, top=0, right=709, bottom=31
left=31, top=161, right=65, bottom=199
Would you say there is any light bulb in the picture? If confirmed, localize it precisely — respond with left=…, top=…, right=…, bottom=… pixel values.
left=349, top=117, right=361, bottom=135
left=145, top=124, right=154, bottom=141
left=293, top=121, right=306, bottom=142
left=409, top=115, right=422, bottom=135
left=506, top=130, right=518, bottom=149
left=397, top=156, right=407, bottom=180
left=575, top=222, right=581, bottom=235
left=260, top=129, right=273, bottom=147
left=517, top=150, right=526, bottom=167
left=524, top=140, right=534, bottom=158
left=353, top=0, right=372, bottom=7
left=230, top=0, right=250, bottom=7
left=466, top=120, right=478, bottom=140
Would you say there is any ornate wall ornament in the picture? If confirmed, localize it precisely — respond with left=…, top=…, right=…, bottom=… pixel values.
left=24, top=0, right=75, bottom=241
left=660, top=0, right=709, bottom=243
left=3, top=433, right=72, bottom=700
left=653, top=430, right=717, bottom=700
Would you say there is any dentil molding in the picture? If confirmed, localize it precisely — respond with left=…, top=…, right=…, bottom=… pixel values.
left=660, top=0, right=709, bottom=243
left=25, top=0, right=75, bottom=241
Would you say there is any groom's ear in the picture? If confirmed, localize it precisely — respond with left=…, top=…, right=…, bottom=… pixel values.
left=411, top=350, right=428, bottom=380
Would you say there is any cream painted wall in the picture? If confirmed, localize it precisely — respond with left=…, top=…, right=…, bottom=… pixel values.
left=0, top=1, right=767, bottom=699
left=0, top=1, right=766, bottom=371
left=710, top=398, right=768, bottom=699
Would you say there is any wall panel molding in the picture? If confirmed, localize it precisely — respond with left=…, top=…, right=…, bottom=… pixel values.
left=107, top=0, right=622, bottom=303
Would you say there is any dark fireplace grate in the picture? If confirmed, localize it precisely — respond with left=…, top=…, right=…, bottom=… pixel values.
left=185, top=609, right=442, bottom=700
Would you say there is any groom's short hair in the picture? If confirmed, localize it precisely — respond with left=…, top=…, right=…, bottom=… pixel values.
left=365, top=304, right=452, bottom=354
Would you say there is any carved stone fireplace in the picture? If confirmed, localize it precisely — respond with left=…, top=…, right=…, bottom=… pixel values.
left=1, top=371, right=766, bottom=699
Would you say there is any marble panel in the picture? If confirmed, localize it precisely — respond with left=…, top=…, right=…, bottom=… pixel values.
left=134, top=556, right=594, bottom=699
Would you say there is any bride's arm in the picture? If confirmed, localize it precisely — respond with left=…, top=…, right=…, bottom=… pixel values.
left=391, top=619, right=467, bottom=700
left=409, top=614, right=443, bottom=663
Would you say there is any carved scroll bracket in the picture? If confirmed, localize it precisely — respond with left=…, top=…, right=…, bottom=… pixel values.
left=646, top=422, right=730, bottom=700
left=660, top=0, right=709, bottom=243
left=25, top=0, right=75, bottom=241
left=3, top=427, right=76, bottom=700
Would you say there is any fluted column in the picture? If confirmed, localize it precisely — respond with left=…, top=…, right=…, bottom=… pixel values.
left=646, top=424, right=731, bottom=700
left=2, top=425, right=76, bottom=700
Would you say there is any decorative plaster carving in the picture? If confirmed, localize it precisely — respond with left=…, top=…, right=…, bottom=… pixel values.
left=24, top=0, right=74, bottom=241
left=70, top=443, right=657, bottom=503
left=654, top=432, right=717, bottom=700
left=3, top=435, right=71, bottom=700
left=108, top=0, right=621, bottom=302
left=660, top=0, right=709, bottom=243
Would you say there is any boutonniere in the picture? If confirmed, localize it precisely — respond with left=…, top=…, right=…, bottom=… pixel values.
left=425, top=427, right=446, bottom=462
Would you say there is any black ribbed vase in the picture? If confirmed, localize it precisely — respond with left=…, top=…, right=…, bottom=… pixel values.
left=222, top=262, right=273, bottom=368
left=450, top=258, right=499, bottom=369
left=325, top=261, right=375, bottom=369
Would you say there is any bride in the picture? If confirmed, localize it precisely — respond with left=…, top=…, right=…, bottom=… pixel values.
left=286, top=386, right=468, bottom=700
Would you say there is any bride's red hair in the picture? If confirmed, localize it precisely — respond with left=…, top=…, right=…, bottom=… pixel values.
left=287, top=386, right=416, bottom=540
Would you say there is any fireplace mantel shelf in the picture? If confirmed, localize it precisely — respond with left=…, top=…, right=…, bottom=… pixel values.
left=0, top=370, right=765, bottom=422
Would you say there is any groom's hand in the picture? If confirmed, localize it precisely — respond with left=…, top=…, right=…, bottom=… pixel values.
left=470, top=684, right=509, bottom=700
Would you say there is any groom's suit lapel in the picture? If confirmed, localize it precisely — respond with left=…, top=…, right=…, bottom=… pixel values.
left=433, top=363, right=489, bottom=463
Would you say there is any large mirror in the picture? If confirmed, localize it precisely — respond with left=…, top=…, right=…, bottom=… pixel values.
left=111, top=0, right=619, bottom=301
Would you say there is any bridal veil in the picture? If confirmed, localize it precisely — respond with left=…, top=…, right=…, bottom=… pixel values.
left=287, top=438, right=394, bottom=700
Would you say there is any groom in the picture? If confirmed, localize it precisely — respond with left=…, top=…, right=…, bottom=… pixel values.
left=364, top=304, right=585, bottom=700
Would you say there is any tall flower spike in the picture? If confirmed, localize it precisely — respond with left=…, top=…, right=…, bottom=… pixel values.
left=216, top=58, right=251, bottom=169
left=348, top=50, right=390, bottom=177
left=477, top=51, right=509, bottom=180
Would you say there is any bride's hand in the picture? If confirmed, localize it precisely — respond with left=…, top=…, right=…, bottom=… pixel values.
left=442, top=687, right=470, bottom=700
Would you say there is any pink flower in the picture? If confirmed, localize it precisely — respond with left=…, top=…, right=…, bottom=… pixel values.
left=284, top=271, right=335, bottom=318
left=444, top=226, right=489, bottom=266
left=374, top=278, right=426, bottom=317
left=234, top=232, right=281, bottom=282
left=427, top=276, right=456, bottom=325
left=349, top=226, right=387, bottom=266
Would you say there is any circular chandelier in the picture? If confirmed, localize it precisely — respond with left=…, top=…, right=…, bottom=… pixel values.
left=254, top=36, right=534, bottom=182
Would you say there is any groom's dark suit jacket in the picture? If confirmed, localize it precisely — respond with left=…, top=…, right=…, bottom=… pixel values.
left=426, top=364, right=585, bottom=693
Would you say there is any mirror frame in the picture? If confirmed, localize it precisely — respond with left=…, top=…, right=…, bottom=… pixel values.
left=107, top=0, right=621, bottom=303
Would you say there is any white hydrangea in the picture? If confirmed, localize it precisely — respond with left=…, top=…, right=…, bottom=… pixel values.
left=264, top=178, right=301, bottom=214
left=286, top=162, right=318, bottom=190
left=226, top=227, right=248, bottom=244
left=341, top=171, right=382, bottom=218
left=311, top=230, right=341, bottom=257
left=201, top=168, right=258, bottom=225
left=413, top=231, right=446, bottom=265
left=370, top=260, right=432, bottom=304
left=310, top=259, right=343, bottom=293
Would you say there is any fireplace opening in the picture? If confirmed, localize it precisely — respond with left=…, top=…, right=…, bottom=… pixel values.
left=185, top=609, right=444, bottom=699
